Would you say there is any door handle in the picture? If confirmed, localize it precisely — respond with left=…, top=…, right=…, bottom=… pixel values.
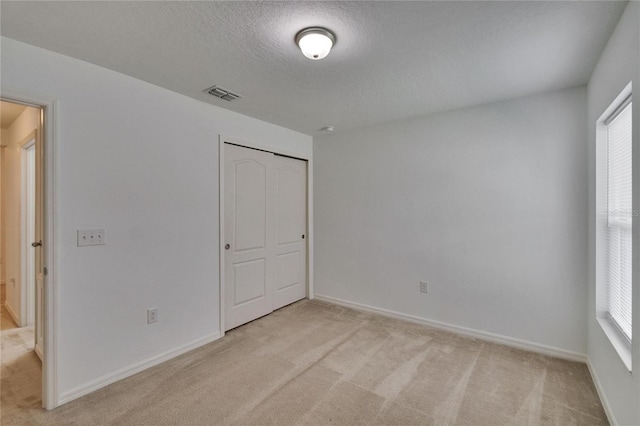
left=32, top=241, right=43, bottom=247
left=225, top=244, right=230, bottom=250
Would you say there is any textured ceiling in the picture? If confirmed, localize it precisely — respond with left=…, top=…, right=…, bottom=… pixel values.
left=0, top=1, right=627, bottom=135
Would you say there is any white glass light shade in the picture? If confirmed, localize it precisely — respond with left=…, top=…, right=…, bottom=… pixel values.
left=296, top=28, right=336, bottom=60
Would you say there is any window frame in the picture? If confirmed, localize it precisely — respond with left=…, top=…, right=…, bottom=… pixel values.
left=595, top=82, right=633, bottom=372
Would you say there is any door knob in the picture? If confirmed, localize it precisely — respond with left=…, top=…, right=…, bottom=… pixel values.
left=225, top=244, right=230, bottom=250
left=32, top=241, right=42, bottom=247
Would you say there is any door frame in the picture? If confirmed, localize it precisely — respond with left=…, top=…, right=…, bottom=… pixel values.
left=218, top=135, right=313, bottom=336
left=1, top=90, right=58, bottom=410
left=18, top=131, right=36, bottom=328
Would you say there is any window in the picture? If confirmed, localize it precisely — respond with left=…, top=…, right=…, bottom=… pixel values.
left=596, top=84, right=633, bottom=370
left=606, top=96, right=632, bottom=342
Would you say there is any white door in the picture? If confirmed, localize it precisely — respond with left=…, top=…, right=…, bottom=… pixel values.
left=273, top=155, right=307, bottom=310
left=19, top=131, right=43, bottom=360
left=224, top=144, right=275, bottom=330
left=224, top=144, right=307, bottom=331
left=34, top=125, right=44, bottom=360
left=25, top=143, right=36, bottom=326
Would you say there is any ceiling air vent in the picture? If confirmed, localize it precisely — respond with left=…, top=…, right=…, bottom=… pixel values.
left=205, top=85, right=242, bottom=101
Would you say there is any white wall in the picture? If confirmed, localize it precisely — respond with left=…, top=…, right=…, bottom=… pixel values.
left=587, top=3, right=640, bottom=425
left=0, top=37, right=312, bottom=405
left=314, top=86, right=588, bottom=355
left=1, top=106, right=40, bottom=323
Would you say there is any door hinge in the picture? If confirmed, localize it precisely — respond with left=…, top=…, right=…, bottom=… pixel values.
left=43, top=267, right=48, bottom=276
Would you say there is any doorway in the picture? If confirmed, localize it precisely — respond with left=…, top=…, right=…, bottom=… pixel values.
left=0, top=98, right=48, bottom=409
left=222, top=142, right=309, bottom=331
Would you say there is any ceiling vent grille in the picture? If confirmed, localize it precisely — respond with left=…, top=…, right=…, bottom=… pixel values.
left=205, top=85, right=242, bottom=101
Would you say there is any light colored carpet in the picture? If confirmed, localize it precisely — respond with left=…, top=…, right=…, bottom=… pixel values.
left=1, top=304, right=42, bottom=424
left=1, top=299, right=607, bottom=425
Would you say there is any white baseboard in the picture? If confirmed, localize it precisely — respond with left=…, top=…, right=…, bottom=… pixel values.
left=57, top=331, right=222, bottom=406
left=314, top=294, right=587, bottom=363
left=586, top=358, right=617, bottom=426
left=3, top=301, right=20, bottom=326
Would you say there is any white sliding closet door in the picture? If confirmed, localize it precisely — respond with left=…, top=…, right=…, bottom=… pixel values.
left=273, top=155, right=307, bottom=310
left=224, top=144, right=307, bottom=331
left=224, top=144, right=275, bottom=330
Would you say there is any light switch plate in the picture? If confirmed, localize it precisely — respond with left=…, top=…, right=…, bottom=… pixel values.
left=77, top=229, right=105, bottom=247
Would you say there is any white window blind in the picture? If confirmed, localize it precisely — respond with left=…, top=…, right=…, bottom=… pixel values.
left=607, top=98, right=632, bottom=341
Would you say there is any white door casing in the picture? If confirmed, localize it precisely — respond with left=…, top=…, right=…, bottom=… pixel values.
left=2, top=91, right=57, bottom=410
left=223, top=143, right=307, bottom=331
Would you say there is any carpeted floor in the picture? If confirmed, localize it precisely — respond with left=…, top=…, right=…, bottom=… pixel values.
left=1, top=299, right=607, bottom=425
left=1, top=304, right=42, bottom=424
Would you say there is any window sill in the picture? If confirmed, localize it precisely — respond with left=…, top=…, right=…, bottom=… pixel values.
left=597, top=315, right=632, bottom=372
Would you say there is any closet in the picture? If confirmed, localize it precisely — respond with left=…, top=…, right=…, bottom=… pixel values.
left=223, top=143, right=307, bottom=330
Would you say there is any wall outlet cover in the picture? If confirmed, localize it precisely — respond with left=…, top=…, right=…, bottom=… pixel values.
left=147, top=308, right=158, bottom=324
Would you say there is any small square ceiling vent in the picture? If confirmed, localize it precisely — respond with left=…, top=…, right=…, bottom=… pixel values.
left=205, top=85, right=242, bottom=101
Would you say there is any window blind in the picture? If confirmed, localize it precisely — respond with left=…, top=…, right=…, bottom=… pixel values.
left=607, top=100, right=633, bottom=341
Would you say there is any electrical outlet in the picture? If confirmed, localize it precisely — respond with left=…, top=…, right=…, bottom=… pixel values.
left=420, top=280, right=429, bottom=294
left=77, top=229, right=106, bottom=247
left=147, top=308, right=158, bottom=324
left=94, top=229, right=105, bottom=245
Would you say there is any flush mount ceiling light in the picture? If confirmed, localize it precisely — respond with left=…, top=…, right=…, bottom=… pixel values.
left=295, top=27, right=336, bottom=60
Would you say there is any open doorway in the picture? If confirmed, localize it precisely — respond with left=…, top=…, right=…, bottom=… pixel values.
left=0, top=99, right=44, bottom=412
